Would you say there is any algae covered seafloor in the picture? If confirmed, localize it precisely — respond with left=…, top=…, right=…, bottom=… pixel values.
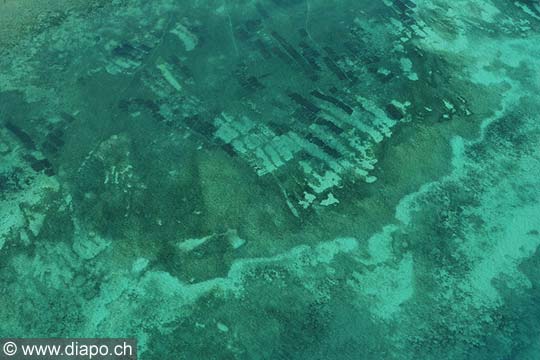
left=1, top=0, right=540, bottom=358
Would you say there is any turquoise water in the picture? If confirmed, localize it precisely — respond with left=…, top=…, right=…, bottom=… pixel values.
left=1, top=0, right=540, bottom=358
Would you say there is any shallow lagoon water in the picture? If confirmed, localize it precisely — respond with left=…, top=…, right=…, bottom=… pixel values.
left=1, top=0, right=540, bottom=359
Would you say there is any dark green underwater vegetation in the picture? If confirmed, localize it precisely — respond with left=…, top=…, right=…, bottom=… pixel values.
left=1, top=0, right=540, bottom=359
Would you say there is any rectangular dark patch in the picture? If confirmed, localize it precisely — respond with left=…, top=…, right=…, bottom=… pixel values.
left=5, top=121, right=36, bottom=150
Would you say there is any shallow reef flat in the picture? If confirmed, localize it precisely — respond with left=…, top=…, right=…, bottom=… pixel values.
left=0, top=0, right=540, bottom=359
left=0, top=0, right=109, bottom=49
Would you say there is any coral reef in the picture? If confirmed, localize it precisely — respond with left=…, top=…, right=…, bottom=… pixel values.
left=1, top=0, right=539, bottom=359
